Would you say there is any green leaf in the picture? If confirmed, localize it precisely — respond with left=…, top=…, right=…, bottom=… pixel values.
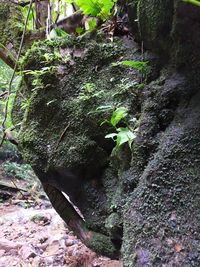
left=75, top=0, right=101, bottom=16
left=76, top=27, right=84, bottom=34
left=96, top=105, right=113, bottom=111
left=105, top=133, right=117, bottom=140
left=110, top=107, right=128, bottom=127
left=105, top=127, right=136, bottom=150
left=116, top=131, right=129, bottom=148
left=183, top=0, right=200, bottom=6
left=75, top=0, right=116, bottom=21
left=116, top=127, right=136, bottom=148
left=112, top=60, right=148, bottom=70
left=55, top=27, right=68, bottom=37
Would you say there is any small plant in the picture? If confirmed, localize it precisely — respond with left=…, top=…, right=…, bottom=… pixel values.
left=21, top=98, right=31, bottom=110
left=102, top=107, right=138, bottom=151
left=22, top=66, right=56, bottom=91
left=79, top=83, right=104, bottom=100
left=112, top=60, right=149, bottom=83
left=106, top=127, right=136, bottom=150
left=3, top=162, right=34, bottom=180
left=48, top=28, right=68, bottom=40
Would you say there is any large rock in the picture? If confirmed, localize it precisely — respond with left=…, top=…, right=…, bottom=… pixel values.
left=13, top=34, right=142, bottom=257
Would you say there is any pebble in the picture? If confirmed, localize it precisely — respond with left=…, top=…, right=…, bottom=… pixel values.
left=19, top=244, right=37, bottom=259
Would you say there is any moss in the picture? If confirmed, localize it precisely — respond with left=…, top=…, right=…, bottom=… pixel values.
left=0, top=3, right=22, bottom=49
left=122, top=72, right=200, bottom=266
left=137, top=0, right=174, bottom=56
left=87, top=232, right=117, bottom=258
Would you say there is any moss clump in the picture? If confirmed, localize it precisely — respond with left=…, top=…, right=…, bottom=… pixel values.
left=87, top=232, right=117, bottom=258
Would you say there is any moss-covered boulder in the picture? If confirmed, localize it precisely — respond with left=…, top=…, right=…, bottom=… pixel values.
left=13, top=34, right=142, bottom=257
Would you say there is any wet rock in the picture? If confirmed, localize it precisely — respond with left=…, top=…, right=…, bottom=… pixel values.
left=30, top=213, right=51, bottom=225
left=0, top=249, right=5, bottom=256
left=42, top=240, right=60, bottom=257
left=0, top=238, right=23, bottom=252
left=65, top=238, right=76, bottom=247
left=19, top=244, right=37, bottom=259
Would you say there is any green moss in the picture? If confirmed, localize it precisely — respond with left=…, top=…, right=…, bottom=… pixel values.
left=87, top=232, right=117, bottom=258
left=0, top=3, right=22, bottom=49
left=137, top=0, right=173, bottom=55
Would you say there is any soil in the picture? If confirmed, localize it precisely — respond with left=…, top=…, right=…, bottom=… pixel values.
left=0, top=168, right=122, bottom=267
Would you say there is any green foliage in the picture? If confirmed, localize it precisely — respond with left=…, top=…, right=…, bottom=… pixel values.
left=21, top=98, right=31, bottom=110
left=18, top=0, right=116, bottom=36
left=183, top=0, right=200, bottom=6
left=0, top=60, right=21, bottom=129
left=78, top=82, right=104, bottom=100
left=112, top=60, right=149, bottom=84
left=75, top=0, right=116, bottom=21
left=18, top=5, right=36, bottom=31
left=2, top=161, right=34, bottom=180
left=110, top=107, right=128, bottom=127
left=105, top=127, right=136, bottom=149
left=102, top=106, right=137, bottom=151
left=112, top=60, right=148, bottom=70
left=0, top=59, right=13, bottom=90
left=49, top=28, right=68, bottom=39
left=22, top=66, right=55, bottom=91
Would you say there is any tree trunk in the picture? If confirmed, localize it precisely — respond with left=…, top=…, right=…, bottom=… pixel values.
left=35, top=0, right=49, bottom=29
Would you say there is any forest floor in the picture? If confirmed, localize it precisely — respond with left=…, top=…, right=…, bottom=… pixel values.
left=0, top=166, right=122, bottom=267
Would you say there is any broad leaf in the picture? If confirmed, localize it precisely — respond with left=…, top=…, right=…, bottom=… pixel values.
left=110, top=107, right=128, bottom=127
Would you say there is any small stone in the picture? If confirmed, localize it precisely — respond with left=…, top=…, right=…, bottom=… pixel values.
left=65, top=239, right=75, bottom=247
left=19, top=245, right=37, bottom=259
left=0, top=249, right=5, bottom=256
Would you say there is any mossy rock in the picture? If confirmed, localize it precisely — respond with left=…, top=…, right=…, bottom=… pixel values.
left=13, top=34, right=142, bottom=257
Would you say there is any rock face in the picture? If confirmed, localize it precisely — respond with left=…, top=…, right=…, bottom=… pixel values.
left=11, top=0, right=200, bottom=266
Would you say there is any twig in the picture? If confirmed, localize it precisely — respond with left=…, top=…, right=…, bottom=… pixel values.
left=0, top=0, right=33, bottom=147
left=10, top=179, right=26, bottom=199
left=55, top=0, right=61, bottom=24
left=0, top=91, right=8, bottom=98
left=55, top=123, right=70, bottom=150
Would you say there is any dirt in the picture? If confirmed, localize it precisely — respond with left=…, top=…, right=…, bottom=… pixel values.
left=0, top=169, right=122, bottom=267
left=0, top=199, right=122, bottom=267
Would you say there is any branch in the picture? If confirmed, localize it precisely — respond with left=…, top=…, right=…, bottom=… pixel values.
left=10, top=0, right=47, bottom=7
